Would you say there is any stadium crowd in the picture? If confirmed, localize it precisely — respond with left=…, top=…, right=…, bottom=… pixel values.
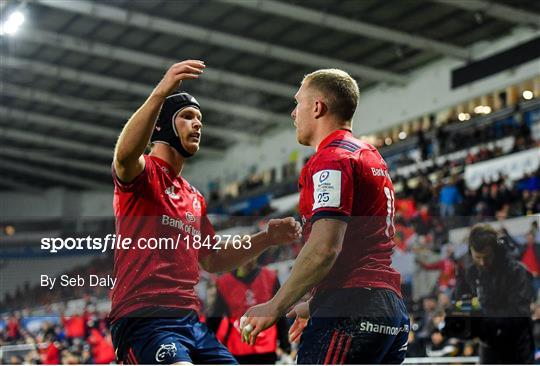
left=208, top=101, right=536, bottom=205
left=0, top=304, right=114, bottom=364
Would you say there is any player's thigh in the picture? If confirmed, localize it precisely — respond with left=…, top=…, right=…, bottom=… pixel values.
left=380, top=298, right=410, bottom=364
left=379, top=329, right=409, bottom=364
left=297, top=317, right=348, bottom=364
left=298, top=317, right=408, bottom=364
left=297, top=318, right=395, bottom=364
left=117, top=318, right=194, bottom=364
left=191, top=320, right=238, bottom=364
left=346, top=329, right=399, bottom=364
left=127, top=333, right=192, bottom=364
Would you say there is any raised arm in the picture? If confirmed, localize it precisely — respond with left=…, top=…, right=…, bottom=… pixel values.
left=113, top=60, right=205, bottom=182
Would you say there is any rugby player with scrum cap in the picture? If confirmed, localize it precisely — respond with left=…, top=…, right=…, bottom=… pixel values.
left=110, top=60, right=301, bottom=364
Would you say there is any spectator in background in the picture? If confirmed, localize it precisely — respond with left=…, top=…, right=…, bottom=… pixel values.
left=513, top=136, right=526, bottom=152
left=86, top=325, right=115, bottom=364
left=518, top=120, right=533, bottom=143
left=425, top=329, right=459, bottom=357
left=517, top=171, right=540, bottom=193
left=61, top=311, right=86, bottom=342
left=412, top=235, right=441, bottom=301
left=439, top=176, right=462, bottom=218
left=405, top=321, right=426, bottom=358
left=432, top=218, right=449, bottom=248
left=412, top=205, right=434, bottom=236
left=417, top=129, right=430, bottom=161
left=416, top=245, right=456, bottom=297
left=413, top=176, right=433, bottom=206
left=41, top=333, right=61, bottom=364
left=24, top=347, right=42, bottom=364
left=8, top=355, right=24, bottom=364
left=416, top=296, right=438, bottom=340
left=435, top=127, right=448, bottom=157
left=462, top=340, right=478, bottom=357
left=523, top=190, right=540, bottom=216
left=6, top=314, right=20, bottom=342
left=532, top=221, right=540, bottom=242
left=520, top=232, right=540, bottom=298
left=80, top=347, right=94, bottom=364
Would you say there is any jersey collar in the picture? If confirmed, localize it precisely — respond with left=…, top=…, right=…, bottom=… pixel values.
left=150, top=155, right=181, bottom=179
left=317, top=128, right=353, bottom=152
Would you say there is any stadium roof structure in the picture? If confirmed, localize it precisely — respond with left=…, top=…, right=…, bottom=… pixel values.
left=1, top=0, right=539, bottom=189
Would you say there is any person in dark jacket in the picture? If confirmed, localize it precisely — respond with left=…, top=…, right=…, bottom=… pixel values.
left=454, top=224, right=535, bottom=364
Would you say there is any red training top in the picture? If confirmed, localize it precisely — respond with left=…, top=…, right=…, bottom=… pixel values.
left=421, top=258, right=456, bottom=291
left=215, top=268, right=278, bottom=356
left=522, top=243, right=540, bottom=276
left=87, top=328, right=116, bottom=364
left=62, top=313, right=86, bottom=339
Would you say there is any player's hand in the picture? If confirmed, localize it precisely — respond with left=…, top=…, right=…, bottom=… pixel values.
left=240, top=301, right=280, bottom=346
left=152, top=60, right=205, bottom=99
left=286, top=301, right=309, bottom=343
left=266, top=217, right=302, bottom=246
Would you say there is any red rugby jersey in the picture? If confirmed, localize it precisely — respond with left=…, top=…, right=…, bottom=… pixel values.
left=298, top=129, right=402, bottom=297
left=109, top=155, right=214, bottom=322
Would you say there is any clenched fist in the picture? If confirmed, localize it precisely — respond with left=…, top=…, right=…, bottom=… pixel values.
left=266, top=217, right=302, bottom=246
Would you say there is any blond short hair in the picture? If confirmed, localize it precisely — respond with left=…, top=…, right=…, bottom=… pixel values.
left=302, top=69, right=359, bottom=122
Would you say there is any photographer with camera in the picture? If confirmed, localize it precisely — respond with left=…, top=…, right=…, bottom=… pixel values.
left=453, top=223, right=535, bottom=363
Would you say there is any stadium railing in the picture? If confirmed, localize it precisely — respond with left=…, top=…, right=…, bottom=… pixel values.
left=404, top=356, right=478, bottom=364
left=0, top=343, right=45, bottom=362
